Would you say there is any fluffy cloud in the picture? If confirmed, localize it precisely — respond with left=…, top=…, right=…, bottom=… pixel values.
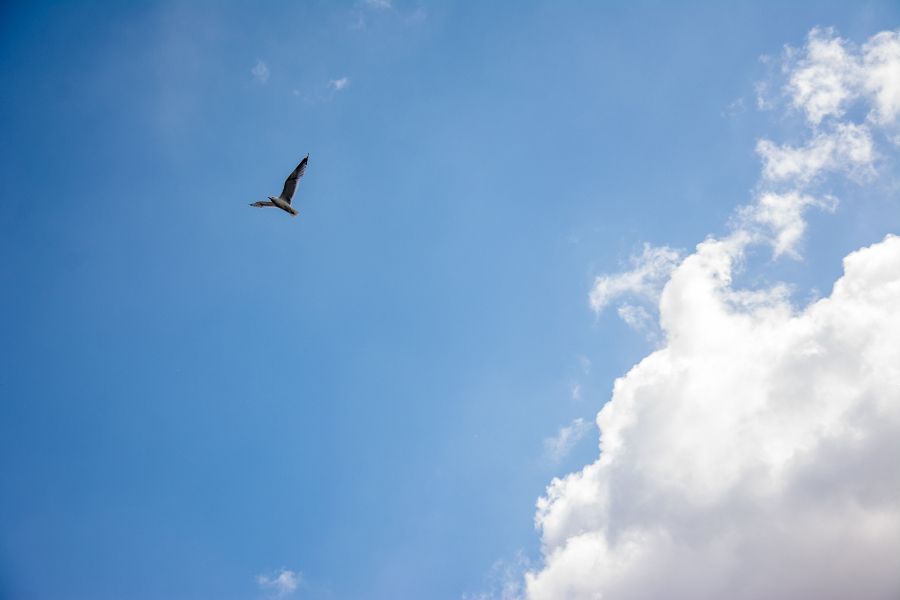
left=787, top=27, right=900, bottom=126
left=526, top=28, right=900, bottom=600
left=862, top=31, right=900, bottom=125
left=787, top=27, right=859, bottom=125
left=257, top=569, right=300, bottom=597
left=756, top=122, right=874, bottom=184
left=529, top=232, right=900, bottom=599
left=741, top=191, right=835, bottom=258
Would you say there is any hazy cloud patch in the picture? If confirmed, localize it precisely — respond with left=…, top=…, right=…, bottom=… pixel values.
left=589, top=244, right=682, bottom=314
left=329, top=77, right=350, bottom=92
left=543, top=418, right=592, bottom=464
left=251, top=59, right=270, bottom=84
left=257, top=569, right=300, bottom=598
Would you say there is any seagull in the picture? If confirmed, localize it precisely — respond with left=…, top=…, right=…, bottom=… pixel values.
left=250, top=155, right=309, bottom=217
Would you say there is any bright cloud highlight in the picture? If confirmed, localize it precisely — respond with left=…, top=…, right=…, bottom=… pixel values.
left=788, top=27, right=900, bottom=126
left=526, top=27, right=900, bottom=600
left=529, top=232, right=900, bottom=599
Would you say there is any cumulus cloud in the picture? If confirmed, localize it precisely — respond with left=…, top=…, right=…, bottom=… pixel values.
left=741, top=191, right=836, bottom=258
left=257, top=569, right=300, bottom=598
left=787, top=27, right=859, bottom=125
left=862, top=31, right=900, bottom=125
left=787, top=27, right=900, bottom=126
left=544, top=418, right=593, bottom=463
left=756, top=122, right=874, bottom=184
left=528, top=234, right=900, bottom=599
left=251, top=59, right=270, bottom=84
left=526, top=27, right=900, bottom=600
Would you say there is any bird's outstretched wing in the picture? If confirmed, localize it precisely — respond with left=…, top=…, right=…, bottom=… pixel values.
left=280, top=155, right=309, bottom=204
left=250, top=201, right=276, bottom=208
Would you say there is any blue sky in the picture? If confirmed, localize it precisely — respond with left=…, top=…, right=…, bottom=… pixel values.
left=2, top=2, right=900, bottom=599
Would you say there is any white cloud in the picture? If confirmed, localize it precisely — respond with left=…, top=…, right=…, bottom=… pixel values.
left=589, top=244, right=682, bottom=313
left=543, top=418, right=592, bottom=463
left=750, top=120, right=872, bottom=259
left=251, top=60, right=270, bottom=84
left=756, top=122, right=874, bottom=184
left=786, top=27, right=900, bottom=126
left=329, top=77, right=350, bottom=92
left=862, top=31, right=900, bottom=125
left=529, top=233, right=900, bottom=599
left=787, top=27, right=859, bottom=125
left=741, top=191, right=836, bottom=258
left=362, top=0, right=392, bottom=9
left=616, top=303, right=655, bottom=335
left=525, top=27, right=900, bottom=600
left=257, top=569, right=300, bottom=598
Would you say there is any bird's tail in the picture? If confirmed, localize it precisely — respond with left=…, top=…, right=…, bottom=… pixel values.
left=250, top=201, right=276, bottom=208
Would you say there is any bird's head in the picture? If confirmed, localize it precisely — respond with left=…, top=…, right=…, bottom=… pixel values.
left=268, top=196, right=278, bottom=202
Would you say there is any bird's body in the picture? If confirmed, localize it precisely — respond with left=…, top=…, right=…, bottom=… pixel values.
left=268, top=195, right=299, bottom=216
left=250, top=155, right=308, bottom=217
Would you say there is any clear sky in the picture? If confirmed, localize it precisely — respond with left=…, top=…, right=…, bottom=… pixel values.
left=2, top=2, right=900, bottom=600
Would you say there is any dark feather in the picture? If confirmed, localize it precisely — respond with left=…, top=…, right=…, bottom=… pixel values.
left=280, top=155, right=309, bottom=204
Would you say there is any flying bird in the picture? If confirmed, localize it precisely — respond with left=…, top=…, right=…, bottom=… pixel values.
left=250, top=155, right=309, bottom=217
